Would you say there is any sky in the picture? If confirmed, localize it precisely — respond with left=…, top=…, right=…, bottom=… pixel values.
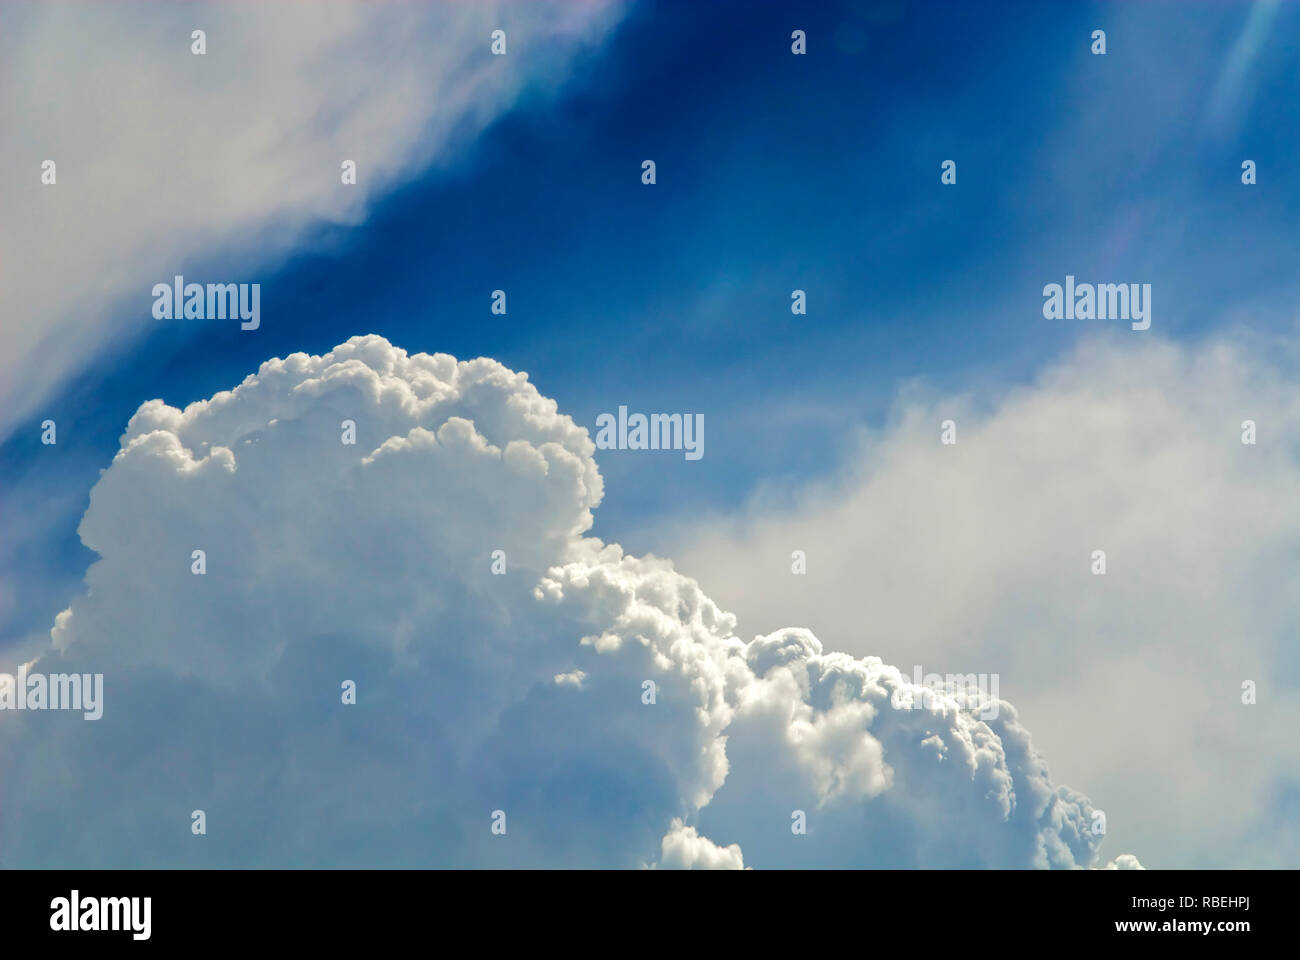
left=1, top=0, right=1297, bottom=869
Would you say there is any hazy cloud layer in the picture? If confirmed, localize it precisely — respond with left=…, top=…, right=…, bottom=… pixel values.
left=670, top=331, right=1300, bottom=868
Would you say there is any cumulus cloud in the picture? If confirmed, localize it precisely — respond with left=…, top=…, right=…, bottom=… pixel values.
left=669, top=331, right=1300, bottom=869
left=0, top=0, right=622, bottom=439
left=1, top=336, right=1125, bottom=868
left=656, top=819, right=745, bottom=870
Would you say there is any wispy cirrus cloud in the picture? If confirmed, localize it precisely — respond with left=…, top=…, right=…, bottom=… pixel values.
left=0, top=0, right=623, bottom=440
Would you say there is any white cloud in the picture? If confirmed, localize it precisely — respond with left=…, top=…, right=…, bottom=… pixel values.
left=0, top=0, right=622, bottom=439
left=655, top=819, right=745, bottom=870
left=669, top=331, right=1300, bottom=868
left=0, top=336, right=1121, bottom=868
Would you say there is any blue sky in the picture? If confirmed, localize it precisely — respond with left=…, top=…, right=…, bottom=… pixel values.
left=9, top=1, right=1298, bottom=582
left=2, top=1, right=1298, bottom=868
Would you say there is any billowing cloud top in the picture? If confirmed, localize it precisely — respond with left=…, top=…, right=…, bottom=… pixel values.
left=3, top=336, right=1134, bottom=868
